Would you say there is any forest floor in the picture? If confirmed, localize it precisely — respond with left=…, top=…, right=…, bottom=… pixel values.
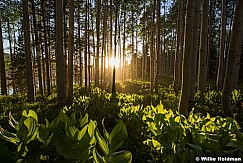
left=0, top=80, right=243, bottom=162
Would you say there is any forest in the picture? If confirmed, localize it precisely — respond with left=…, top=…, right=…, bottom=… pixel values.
left=0, top=0, right=243, bottom=162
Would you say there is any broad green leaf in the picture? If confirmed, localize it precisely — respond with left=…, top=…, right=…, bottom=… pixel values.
left=181, top=148, right=190, bottom=163
left=65, top=124, right=79, bottom=138
left=96, top=129, right=109, bottom=155
left=56, top=134, right=91, bottom=161
left=70, top=113, right=77, bottom=125
left=187, top=143, right=205, bottom=156
left=226, top=141, right=243, bottom=153
left=189, top=149, right=196, bottom=163
left=27, top=110, right=38, bottom=122
left=102, top=119, right=110, bottom=141
left=93, top=148, right=106, bottom=163
left=24, top=117, right=37, bottom=138
left=157, top=101, right=166, bottom=114
left=37, top=124, right=49, bottom=143
left=80, top=113, right=89, bottom=128
left=109, top=150, right=132, bottom=163
left=0, top=140, right=14, bottom=163
left=9, top=111, right=19, bottom=130
left=55, top=135, right=81, bottom=159
left=14, top=142, right=27, bottom=161
left=22, top=141, right=41, bottom=163
left=78, top=125, right=88, bottom=140
left=0, top=126, right=19, bottom=145
left=109, top=121, right=128, bottom=153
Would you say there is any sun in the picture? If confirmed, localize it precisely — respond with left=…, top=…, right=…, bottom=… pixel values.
left=109, top=57, right=120, bottom=68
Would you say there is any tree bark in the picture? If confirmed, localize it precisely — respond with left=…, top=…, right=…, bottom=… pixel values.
left=222, top=0, right=243, bottom=117
left=198, top=0, right=208, bottom=93
left=178, top=0, right=195, bottom=117
left=150, top=0, right=156, bottom=94
left=216, top=0, right=226, bottom=91
left=32, top=0, right=43, bottom=95
left=95, top=0, right=101, bottom=87
left=189, top=0, right=201, bottom=103
left=0, top=18, right=7, bottom=95
left=155, top=0, right=161, bottom=94
left=23, top=0, right=34, bottom=101
left=56, top=0, right=66, bottom=106
left=41, top=0, right=51, bottom=95
left=66, top=0, right=74, bottom=105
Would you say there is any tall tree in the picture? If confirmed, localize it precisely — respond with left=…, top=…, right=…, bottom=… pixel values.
left=31, top=0, right=43, bottom=95
left=216, top=0, right=226, bottom=91
left=189, top=0, right=201, bottom=103
left=56, top=0, right=66, bottom=105
left=222, top=0, right=243, bottom=117
left=0, top=18, right=7, bottom=95
left=66, top=0, right=74, bottom=105
left=233, top=16, right=243, bottom=89
left=23, top=0, right=34, bottom=101
left=178, top=0, right=195, bottom=117
left=41, top=0, right=51, bottom=95
left=155, top=0, right=161, bottom=94
left=95, top=0, right=101, bottom=87
left=150, top=0, right=156, bottom=94
left=173, top=0, right=181, bottom=93
left=197, top=0, right=208, bottom=93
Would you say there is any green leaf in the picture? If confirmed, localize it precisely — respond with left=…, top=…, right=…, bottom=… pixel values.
left=109, top=150, right=132, bottom=163
left=109, top=121, right=128, bottom=153
left=96, top=129, right=109, bottom=155
left=70, top=113, right=77, bottom=125
left=79, top=113, right=89, bottom=128
left=157, top=101, right=166, bottom=114
left=22, top=141, right=41, bottom=163
left=102, top=119, right=110, bottom=142
left=24, top=117, right=37, bottom=138
left=37, top=124, right=49, bottom=143
left=0, top=126, right=19, bottom=145
left=27, top=110, right=38, bottom=123
left=226, top=141, right=243, bottom=153
left=0, top=140, right=14, bottom=163
left=9, top=111, right=19, bottom=130
left=181, top=149, right=190, bottom=163
left=93, top=148, right=106, bottom=163
left=65, top=124, right=79, bottom=138
left=187, top=143, right=205, bottom=157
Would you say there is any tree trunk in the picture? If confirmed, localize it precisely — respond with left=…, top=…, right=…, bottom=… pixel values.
left=66, top=0, right=74, bottom=105
left=95, top=0, right=101, bottom=87
left=112, top=1, right=118, bottom=94
left=155, top=0, right=160, bottom=94
left=32, top=0, right=43, bottom=95
left=178, top=0, right=195, bottom=117
left=56, top=0, right=66, bottom=106
left=77, top=2, right=82, bottom=87
left=84, top=0, right=88, bottom=92
left=216, top=0, right=226, bottom=91
left=41, top=0, right=51, bottom=95
left=173, top=0, right=181, bottom=94
left=7, top=19, right=15, bottom=95
left=0, top=18, right=7, bottom=95
left=122, top=6, right=126, bottom=81
left=189, top=0, right=201, bottom=103
left=101, top=0, right=108, bottom=87
left=23, top=0, right=34, bottom=101
left=150, top=0, right=156, bottom=94
left=222, top=0, right=243, bottom=117
left=198, top=0, right=208, bottom=93
left=233, top=18, right=243, bottom=89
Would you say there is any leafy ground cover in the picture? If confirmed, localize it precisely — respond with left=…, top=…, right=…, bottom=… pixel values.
left=0, top=81, right=243, bottom=162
